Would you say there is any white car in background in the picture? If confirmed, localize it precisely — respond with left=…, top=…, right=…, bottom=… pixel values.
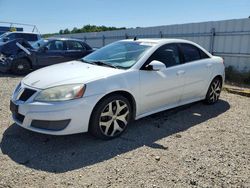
left=10, top=39, right=225, bottom=139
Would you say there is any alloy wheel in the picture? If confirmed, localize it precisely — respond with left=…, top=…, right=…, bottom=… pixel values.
left=17, top=64, right=24, bottom=70
left=209, top=79, right=221, bottom=103
left=99, top=100, right=129, bottom=137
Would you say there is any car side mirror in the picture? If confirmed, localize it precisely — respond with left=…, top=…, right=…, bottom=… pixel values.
left=146, top=60, right=166, bottom=71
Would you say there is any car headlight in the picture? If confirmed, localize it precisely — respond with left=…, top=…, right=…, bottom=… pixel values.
left=35, top=84, right=86, bottom=102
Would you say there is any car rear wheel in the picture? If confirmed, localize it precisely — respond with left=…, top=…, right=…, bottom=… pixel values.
left=89, top=95, right=132, bottom=139
left=11, top=58, right=31, bottom=75
left=205, top=77, right=222, bottom=104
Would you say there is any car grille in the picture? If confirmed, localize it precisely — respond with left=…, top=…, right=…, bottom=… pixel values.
left=19, top=88, right=36, bottom=101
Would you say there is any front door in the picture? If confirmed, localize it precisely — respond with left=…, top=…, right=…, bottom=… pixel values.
left=36, top=40, right=66, bottom=67
left=139, top=43, right=185, bottom=115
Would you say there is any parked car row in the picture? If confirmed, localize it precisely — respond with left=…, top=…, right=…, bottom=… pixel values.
left=0, top=32, right=94, bottom=74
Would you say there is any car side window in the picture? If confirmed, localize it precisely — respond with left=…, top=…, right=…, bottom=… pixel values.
left=46, top=40, right=65, bottom=51
left=199, top=49, right=210, bottom=59
left=67, top=41, right=85, bottom=51
left=146, top=43, right=181, bottom=68
left=179, top=43, right=209, bottom=62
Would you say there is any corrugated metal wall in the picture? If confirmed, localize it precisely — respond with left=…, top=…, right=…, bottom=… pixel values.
left=57, top=18, right=250, bottom=72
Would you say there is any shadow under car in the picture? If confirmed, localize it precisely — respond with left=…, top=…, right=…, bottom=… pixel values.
left=0, top=99, right=230, bottom=173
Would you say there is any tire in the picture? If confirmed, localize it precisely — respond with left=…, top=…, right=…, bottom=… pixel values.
left=11, top=58, right=31, bottom=75
left=204, top=77, right=222, bottom=104
left=89, top=95, right=132, bottom=140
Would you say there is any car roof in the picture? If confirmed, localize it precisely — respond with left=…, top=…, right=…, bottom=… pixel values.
left=48, top=37, right=84, bottom=42
left=4, top=31, right=40, bottom=35
left=121, top=38, right=196, bottom=45
left=121, top=38, right=212, bottom=58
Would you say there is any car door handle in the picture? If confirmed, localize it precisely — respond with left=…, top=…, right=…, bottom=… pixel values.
left=206, top=63, right=212, bottom=68
left=176, top=70, right=185, bottom=76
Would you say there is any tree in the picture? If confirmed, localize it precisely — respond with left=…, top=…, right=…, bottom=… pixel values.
left=59, top=29, right=64, bottom=34
left=72, top=27, right=81, bottom=33
left=63, top=28, right=70, bottom=34
left=61, top=25, right=127, bottom=34
left=43, top=25, right=127, bottom=38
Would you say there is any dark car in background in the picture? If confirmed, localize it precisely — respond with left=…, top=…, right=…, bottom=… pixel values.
left=0, top=31, right=41, bottom=45
left=0, top=38, right=93, bottom=75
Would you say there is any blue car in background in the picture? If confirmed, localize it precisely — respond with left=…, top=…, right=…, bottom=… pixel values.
left=0, top=38, right=93, bottom=75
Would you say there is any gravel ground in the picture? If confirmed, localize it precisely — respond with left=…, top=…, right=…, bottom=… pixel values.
left=0, top=73, right=249, bottom=188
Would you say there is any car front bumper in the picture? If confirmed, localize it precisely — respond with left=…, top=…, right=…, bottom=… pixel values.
left=10, top=88, right=102, bottom=135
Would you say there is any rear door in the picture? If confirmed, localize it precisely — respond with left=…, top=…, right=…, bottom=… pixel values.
left=178, top=43, right=213, bottom=102
left=64, top=40, right=88, bottom=61
left=36, top=40, right=67, bottom=67
left=139, top=43, right=185, bottom=115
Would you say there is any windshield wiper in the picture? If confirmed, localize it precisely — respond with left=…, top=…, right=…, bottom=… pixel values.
left=78, top=59, right=86, bottom=62
left=78, top=59, right=92, bottom=64
left=78, top=59, right=118, bottom=69
left=90, top=61, right=118, bottom=69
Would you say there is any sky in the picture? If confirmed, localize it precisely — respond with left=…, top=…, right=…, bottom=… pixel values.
left=0, top=0, right=250, bottom=34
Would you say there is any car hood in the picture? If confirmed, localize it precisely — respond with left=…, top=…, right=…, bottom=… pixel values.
left=22, top=61, right=124, bottom=89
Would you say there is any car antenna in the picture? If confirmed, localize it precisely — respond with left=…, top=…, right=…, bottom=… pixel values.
left=133, top=36, right=137, bottom=41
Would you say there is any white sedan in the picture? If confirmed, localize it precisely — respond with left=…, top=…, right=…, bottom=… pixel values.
left=10, top=39, right=225, bottom=139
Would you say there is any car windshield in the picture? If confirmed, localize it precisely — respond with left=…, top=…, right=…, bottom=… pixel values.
left=31, top=39, right=49, bottom=49
left=82, top=41, right=152, bottom=69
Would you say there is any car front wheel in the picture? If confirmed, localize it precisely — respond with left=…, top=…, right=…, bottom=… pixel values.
left=11, top=58, right=31, bottom=75
left=89, top=95, right=132, bottom=139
